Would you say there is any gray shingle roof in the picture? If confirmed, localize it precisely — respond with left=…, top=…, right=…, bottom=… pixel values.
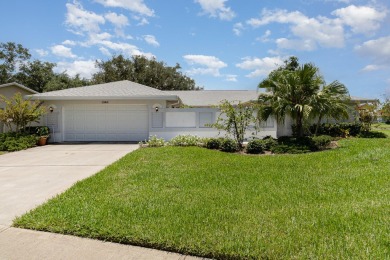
left=167, top=90, right=259, bottom=107
left=350, top=96, right=378, bottom=102
left=29, top=80, right=178, bottom=100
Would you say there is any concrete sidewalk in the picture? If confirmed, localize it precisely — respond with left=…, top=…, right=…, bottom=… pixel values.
left=0, top=226, right=202, bottom=260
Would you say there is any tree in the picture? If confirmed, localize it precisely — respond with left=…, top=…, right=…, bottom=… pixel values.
left=357, top=103, right=377, bottom=132
left=211, top=100, right=257, bottom=150
left=14, top=60, right=56, bottom=92
left=0, top=42, right=31, bottom=84
left=311, top=81, right=350, bottom=135
left=0, top=93, right=46, bottom=133
left=44, top=73, right=90, bottom=92
left=258, top=60, right=325, bottom=137
left=379, top=98, right=390, bottom=123
left=92, top=55, right=201, bottom=90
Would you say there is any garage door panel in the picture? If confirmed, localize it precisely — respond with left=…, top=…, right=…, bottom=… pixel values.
left=64, top=104, right=149, bottom=141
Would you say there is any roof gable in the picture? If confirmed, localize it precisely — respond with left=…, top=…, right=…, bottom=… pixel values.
left=29, top=80, right=178, bottom=101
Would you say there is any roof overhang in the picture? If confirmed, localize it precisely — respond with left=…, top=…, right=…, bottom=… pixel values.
left=26, top=95, right=179, bottom=101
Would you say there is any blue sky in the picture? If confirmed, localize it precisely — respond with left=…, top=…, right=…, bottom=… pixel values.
left=0, top=0, right=389, bottom=99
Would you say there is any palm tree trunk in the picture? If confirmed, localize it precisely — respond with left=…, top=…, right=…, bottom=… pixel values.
left=296, top=114, right=304, bottom=137
left=315, top=115, right=323, bottom=136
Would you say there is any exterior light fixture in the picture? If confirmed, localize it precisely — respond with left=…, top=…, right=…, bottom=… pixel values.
left=155, top=106, right=159, bottom=112
left=49, top=107, right=54, bottom=113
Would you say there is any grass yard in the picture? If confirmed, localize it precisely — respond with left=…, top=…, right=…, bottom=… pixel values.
left=373, top=123, right=390, bottom=134
left=14, top=138, right=390, bottom=259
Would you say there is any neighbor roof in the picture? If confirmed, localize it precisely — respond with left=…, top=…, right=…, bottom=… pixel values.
left=0, top=82, right=38, bottom=94
left=350, top=96, right=379, bottom=103
left=28, top=80, right=178, bottom=101
left=167, top=90, right=259, bottom=107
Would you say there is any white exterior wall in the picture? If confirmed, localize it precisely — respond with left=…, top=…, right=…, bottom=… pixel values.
left=149, top=108, right=277, bottom=141
left=277, top=116, right=294, bottom=137
left=36, top=101, right=278, bottom=142
left=39, top=99, right=167, bottom=143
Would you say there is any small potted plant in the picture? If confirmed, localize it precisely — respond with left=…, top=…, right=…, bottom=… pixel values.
left=36, top=126, right=50, bottom=146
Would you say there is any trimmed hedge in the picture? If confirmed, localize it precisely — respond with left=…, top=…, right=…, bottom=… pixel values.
left=246, top=140, right=264, bottom=154
left=308, top=123, right=363, bottom=137
left=220, top=138, right=239, bottom=153
left=0, top=132, right=38, bottom=152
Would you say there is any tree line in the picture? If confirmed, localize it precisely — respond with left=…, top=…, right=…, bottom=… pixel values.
left=0, top=42, right=201, bottom=93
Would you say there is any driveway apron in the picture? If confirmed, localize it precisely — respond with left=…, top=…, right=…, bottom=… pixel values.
left=0, top=143, right=138, bottom=226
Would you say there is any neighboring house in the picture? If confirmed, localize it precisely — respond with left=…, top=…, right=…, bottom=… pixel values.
left=26, top=80, right=377, bottom=142
left=0, top=82, right=38, bottom=133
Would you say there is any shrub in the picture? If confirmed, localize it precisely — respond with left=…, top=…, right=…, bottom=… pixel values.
left=168, top=135, right=201, bottom=147
left=261, top=136, right=278, bottom=150
left=311, top=135, right=332, bottom=150
left=0, top=132, right=38, bottom=151
left=140, top=135, right=165, bottom=147
left=309, top=123, right=363, bottom=137
left=271, top=144, right=311, bottom=154
left=246, top=140, right=264, bottom=154
left=205, top=138, right=222, bottom=150
left=36, top=126, right=50, bottom=137
left=220, top=138, right=239, bottom=153
left=272, top=136, right=314, bottom=154
left=357, top=131, right=387, bottom=139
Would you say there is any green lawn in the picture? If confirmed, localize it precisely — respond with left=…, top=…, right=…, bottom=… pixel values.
left=14, top=138, right=390, bottom=259
left=373, top=123, right=390, bottom=134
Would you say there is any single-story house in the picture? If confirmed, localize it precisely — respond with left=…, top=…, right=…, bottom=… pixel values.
left=0, top=82, right=38, bottom=133
left=1, top=80, right=377, bottom=142
left=27, top=80, right=270, bottom=142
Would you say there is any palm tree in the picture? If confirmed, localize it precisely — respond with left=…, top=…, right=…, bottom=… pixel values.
left=258, top=63, right=324, bottom=137
left=311, top=81, right=350, bottom=135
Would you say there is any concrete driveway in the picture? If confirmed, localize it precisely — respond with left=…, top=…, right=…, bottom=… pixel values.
left=0, top=143, right=139, bottom=226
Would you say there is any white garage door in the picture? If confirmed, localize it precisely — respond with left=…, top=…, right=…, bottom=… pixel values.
left=64, top=104, right=149, bottom=141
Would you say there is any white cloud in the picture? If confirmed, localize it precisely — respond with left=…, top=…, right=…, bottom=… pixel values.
left=99, top=47, right=112, bottom=56
left=65, top=1, right=105, bottom=35
left=332, top=5, right=387, bottom=35
left=35, top=49, right=49, bottom=57
left=62, top=40, right=77, bottom=46
left=99, top=40, right=154, bottom=58
left=195, top=0, right=235, bottom=21
left=87, top=32, right=113, bottom=44
left=51, top=45, right=77, bottom=58
left=183, top=54, right=227, bottom=76
left=236, top=56, right=284, bottom=78
left=225, top=74, right=238, bottom=82
left=247, top=9, right=345, bottom=50
left=361, top=64, right=383, bottom=72
left=256, top=30, right=272, bottom=43
left=143, top=35, right=160, bottom=47
left=356, top=36, right=390, bottom=64
left=246, top=5, right=387, bottom=51
left=55, top=60, right=98, bottom=79
left=233, top=23, right=244, bottom=36
left=105, top=12, right=129, bottom=27
left=132, top=15, right=149, bottom=26
left=94, top=0, right=154, bottom=17
left=276, top=38, right=317, bottom=51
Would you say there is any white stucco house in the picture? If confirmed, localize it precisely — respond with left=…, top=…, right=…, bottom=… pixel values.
left=25, top=80, right=276, bottom=142
left=1, top=80, right=377, bottom=142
